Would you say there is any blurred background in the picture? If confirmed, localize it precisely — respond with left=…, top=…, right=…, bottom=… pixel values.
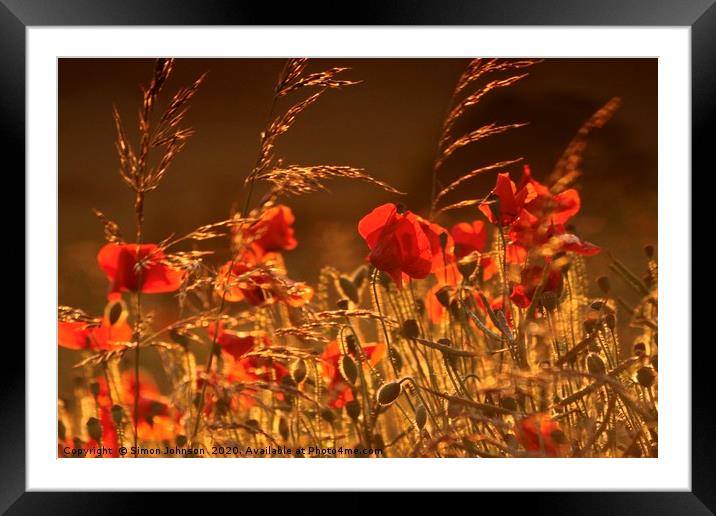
left=59, top=58, right=657, bottom=393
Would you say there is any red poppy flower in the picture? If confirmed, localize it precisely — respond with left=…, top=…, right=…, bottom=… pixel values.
left=243, top=204, right=298, bottom=255
left=510, top=265, right=562, bottom=309
left=451, top=221, right=487, bottom=259
left=208, top=322, right=269, bottom=361
left=97, top=243, right=184, bottom=298
left=58, top=300, right=132, bottom=351
left=509, top=209, right=599, bottom=258
left=519, top=166, right=581, bottom=225
left=321, top=340, right=385, bottom=409
left=216, top=250, right=313, bottom=307
left=514, top=413, right=568, bottom=457
left=479, top=173, right=537, bottom=227
left=358, top=203, right=433, bottom=288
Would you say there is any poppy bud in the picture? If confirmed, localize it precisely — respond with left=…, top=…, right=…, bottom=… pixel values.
left=636, top=367, right=656, bottom=388
left=339, top=275, right=360, bottom=304
left=597, top=276, right=610, bottom=294
left=340, top=354, right=358, bottom=385
left=320, top=408, right=336, bottom=424
left=176, top=435, right=187, bottom=447
left=435, top=286, right=453, bottom=308
left=346, top=400, right=361, bottom=420
left=352, top=265, right=368, bottom=289
left=415, top=404, right=427, bottom=429
left=89, top=381, right=100, bottom=398
left=278, top=416, right=289, bottom=441
left=86, top=417, right=103, bottom=442
left=345, top=334, right=358, bottom=356
left=377, top=381, right=402, bottom=406
left=107, top=300, right=124, bottom=325
left=111, top=404, right=124, bottom=426
left=587, top=353, right=606, bottom=376
left=644, top=245, right=655, bottom=259
left=402, top=319, right=420, bottom=339
left=336, top=298, right=350, bottom=310
left=291, top=358, right=307, bottom=384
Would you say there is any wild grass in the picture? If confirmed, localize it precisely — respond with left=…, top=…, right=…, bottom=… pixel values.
left=58, top=58, right=657, bottom=459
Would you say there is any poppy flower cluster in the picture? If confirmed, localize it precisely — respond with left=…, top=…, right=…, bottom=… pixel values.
left=219, top=204, right=313, bottom=307
left=479, top=167, right=599, bottom=261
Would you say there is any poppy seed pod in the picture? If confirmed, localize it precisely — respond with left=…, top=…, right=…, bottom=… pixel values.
left=636, top=367, right=656, bottom=388
left=346, top=400, right=361, bottom=420
left=291, top=358, right=307, bottom=384
left=402, top=319, right=420, bottom=339
left=377, top=381, right=402, bottom=406
left=111, top=404, right=124, bottom=426
left=86, top=417, right=103, bottom=443
left=176, top=434, right=187, bottom=447
left=415, top=404, right=427, bottom=429
left=339, top=275, right=359, bottom=304
left=457, top=256, right=477, bottom=279
left=597, top=276, right=611, bottom=294
left=339, top=354, right=358, bottom=385
left=586, top=353, right=606, bottom=376
left=435, top=285, right=453, bottom=308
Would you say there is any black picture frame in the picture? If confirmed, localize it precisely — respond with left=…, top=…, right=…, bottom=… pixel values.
left=4, top=0, right=709, bottom=512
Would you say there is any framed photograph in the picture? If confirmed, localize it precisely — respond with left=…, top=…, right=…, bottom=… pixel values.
left=6, top=0, right=709, bottom=511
